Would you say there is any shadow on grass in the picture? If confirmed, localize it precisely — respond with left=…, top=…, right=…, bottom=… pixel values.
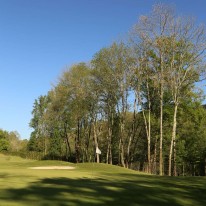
left=1, top=173, right=206, bottom=206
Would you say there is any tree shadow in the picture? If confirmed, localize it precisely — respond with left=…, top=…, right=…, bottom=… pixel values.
left=1, top=173, right=206, bottom=206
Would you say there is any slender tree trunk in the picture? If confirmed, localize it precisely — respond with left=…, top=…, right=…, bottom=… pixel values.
left=117, top=87, right=126, bottom=168
left=159, top=62, right=164, bottom=176
left=146, top=78, right=151, bottom=174
left=93, top=120, right=100, bottom=163
left=63, top=123, right=72, bottom=161
left=86, top=120, right=92, bottom=162
left=118, top=138, right=121, bottom=165
left=159, top=89, right=163, bottom=175
left=108, top=127, right=112, bottom=165
left=120, top=140, right=125, bottom=167
left=109, top=145, right=112, bottom=164
left=65, top=136, right=71, bottom=160
left=126, top=134, right=132, bottom=168
left=44, top=136, right=47, bottom=156
left=126, top=98, right=137, bottom=168
left=110, top=112, right=113, bottom=164
left=120, top=88, right=126, bottom=168
left=136, top=73, right=151, bottom=174
left=173, top=133, right=177, bottom=176
left=106, top=108, right=113, bottom=164
left=118, top=116, right=126, bottom=167
left=153, top=135, right=158, bottom=174
left=107, top=126, right=112, bottom=164
left=106, top=130, right=110, bottom=164
left=169, top=102, right=178, bottom=176
left=75, top=119, right=80, bottom=163
left=141, top=102, right=150, bottom=173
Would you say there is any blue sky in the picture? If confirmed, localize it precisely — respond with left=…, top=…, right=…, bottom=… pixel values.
left=0, top=0, right=206, bottom=139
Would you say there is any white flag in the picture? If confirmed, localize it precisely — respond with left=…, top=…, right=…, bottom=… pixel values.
left=96, top=147, right=101, bottom=155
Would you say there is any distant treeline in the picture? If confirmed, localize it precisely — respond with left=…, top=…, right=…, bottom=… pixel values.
left=0, top=129, right=28, bottom=154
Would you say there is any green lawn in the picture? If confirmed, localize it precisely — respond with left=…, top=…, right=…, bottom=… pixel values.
left=0, top=154, right=206, bottom=206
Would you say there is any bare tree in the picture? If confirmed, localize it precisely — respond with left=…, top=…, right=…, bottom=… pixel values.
left=131, top=3, right=175, bottom=175
left=131, top=3, right=206, bottom=175
left=165, top=17, right=206, bottom=176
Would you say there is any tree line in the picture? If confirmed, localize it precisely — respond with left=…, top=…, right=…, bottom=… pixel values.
left=0, top=129, right=28, bottom=155
left=4, top=4, right=206, bottom=176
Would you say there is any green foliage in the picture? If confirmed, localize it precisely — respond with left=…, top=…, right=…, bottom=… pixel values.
left=0, top=138, right=9, bottom=151
left=0, top=129, right=10, bottom=152
left=0, top=129, right=28, bottom=156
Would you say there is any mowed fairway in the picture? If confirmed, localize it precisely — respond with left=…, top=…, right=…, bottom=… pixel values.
left=0, top=154, right=206, bottom=206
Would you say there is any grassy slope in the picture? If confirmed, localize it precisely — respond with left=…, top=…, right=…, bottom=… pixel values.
left=0, top=154, right=206, bottom=206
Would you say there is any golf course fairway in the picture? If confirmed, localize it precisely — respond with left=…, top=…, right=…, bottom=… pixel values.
left=0, top=154, right=206, bottom=206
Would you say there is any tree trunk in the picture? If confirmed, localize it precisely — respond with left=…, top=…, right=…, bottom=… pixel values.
left=169, top=102, right=178, bottom=176
left=93, top=120, right=100, bottom=163
left=146, top=78, right=151, bottom=174
left=136, top=74, right=151, bottom=174
left=153, top=135, right=158, bottom=174
left=126, top=98, right=137, bottom=168
left=159, top=93, right=163, bottom=175
left=65, top=136, right=72, bottom=160
left=106, top=109, right=113, bottom=165
left=44, top=136, right=47, bottom=156
left=107, top=126, right=112, bottom=164
left=173, top=137, right=177, bottom=176
left=120, top=140, right=125, bottom=167
left=63, top=123, right=72, bottom=161
left=126, top=134, right=132, bottom=168
left=159, top=68, right=163, bottom=176
left=75, top=119, right=80, bottom=163
left=119, top=121, right=125, bottom=167
left=120, top=87, right=126, bottom=168
left=106, top=130, right=110, bottom=164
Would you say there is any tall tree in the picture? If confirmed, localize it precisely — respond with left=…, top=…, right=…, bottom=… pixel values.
left=130, top=4, right=175, bottom=175
left=92, top=42, right=133, bottom=167
left=164, top=27, right=206, bottom=176
left=131, top=3, right=206, bottom=175
left=29, top=95, right=49, bottom=155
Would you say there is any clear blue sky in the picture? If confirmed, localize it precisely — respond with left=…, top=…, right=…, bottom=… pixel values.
left=0, top=0, right=206, bottom=139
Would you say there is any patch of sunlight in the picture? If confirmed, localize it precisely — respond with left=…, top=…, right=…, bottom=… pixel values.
left=175, top=197, right=198, bottom=206
left=80, top=197, right=105, bottom=204
left=150, top=195, right=170, bottom=203
left=78, top=187, right=96, bottom=193
left=138, top=183, right=155, bottom=188
left=103, top=185, right=124, bottom=191
left=60, top=192, right=105, bottom=204
left=0, top=201, right=18, bottom=206
left=172, top=187, right=187, bottom=192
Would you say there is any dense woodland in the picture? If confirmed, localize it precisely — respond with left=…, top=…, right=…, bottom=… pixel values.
left=1, top=4, right=206, bottom=176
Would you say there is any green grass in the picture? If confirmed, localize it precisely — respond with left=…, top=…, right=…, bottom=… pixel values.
left=0, top=154, right=206, bottom=206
